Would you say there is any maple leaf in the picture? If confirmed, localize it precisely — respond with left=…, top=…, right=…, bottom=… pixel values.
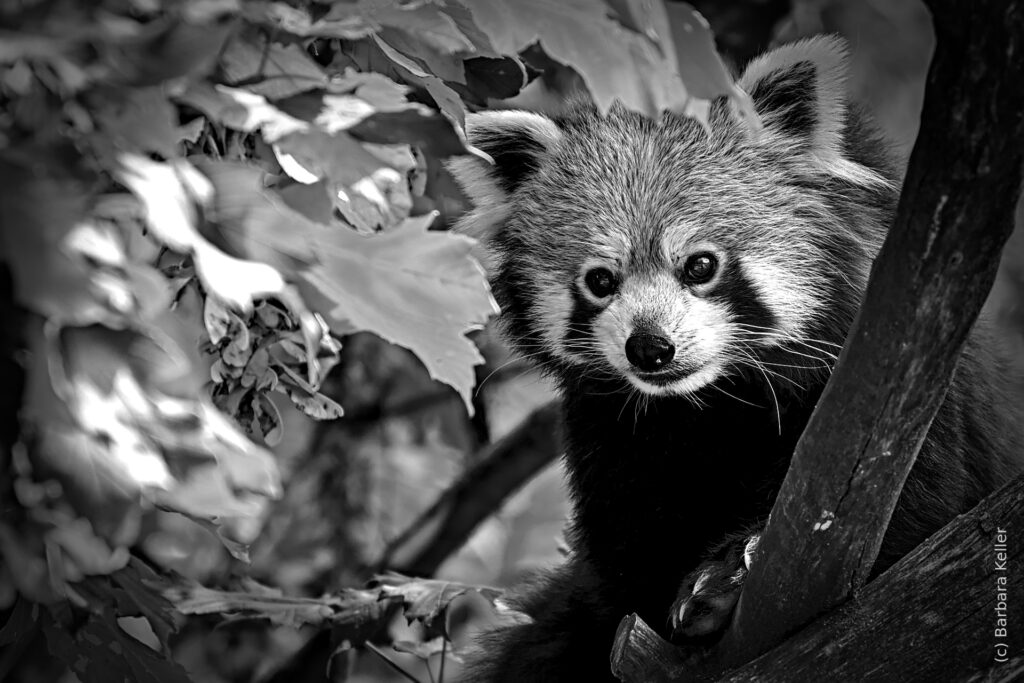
left=373, top=572, right=504, bottom=638
left=302, top=212, right=497, bottom=412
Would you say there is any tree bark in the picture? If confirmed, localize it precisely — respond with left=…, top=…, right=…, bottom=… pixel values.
left=611, top=474, right=1024, bottom=682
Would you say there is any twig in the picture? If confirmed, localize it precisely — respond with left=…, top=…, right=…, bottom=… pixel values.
left=365, top=642, right=424, bottom=683
left=438, top=637, right=447, bottom=683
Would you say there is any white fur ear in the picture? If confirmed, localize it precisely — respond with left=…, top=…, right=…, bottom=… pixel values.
left=447, top=110, right=561, bottom=243
left=739, top=36, right=889, bottom=188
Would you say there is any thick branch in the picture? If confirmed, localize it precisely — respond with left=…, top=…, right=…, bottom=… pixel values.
left=711, top=0, right=1024, bottom=666
left=611, top=613, right=689, bottom=683
left=720, top=473, right=1024, bottom=681
left=376, top=402, right=561, bottom=575
left=613, top=474, right=1024, bottom=682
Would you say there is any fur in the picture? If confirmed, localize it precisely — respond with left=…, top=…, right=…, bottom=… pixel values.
left=449, top=36, right=1023, bottom=682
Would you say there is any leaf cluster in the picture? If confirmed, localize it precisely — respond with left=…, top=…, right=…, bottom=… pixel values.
left=0, top=0, right=741, bottom=680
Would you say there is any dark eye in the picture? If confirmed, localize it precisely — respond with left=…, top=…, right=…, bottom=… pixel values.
left=584, top=267, right=618, bottom=298
left=682, top=253, right=718, bottom=284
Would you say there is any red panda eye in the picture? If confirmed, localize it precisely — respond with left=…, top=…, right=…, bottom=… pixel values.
left=584, top=267, right=617, bottom=298
left=682, top=253, right=718, bottom=284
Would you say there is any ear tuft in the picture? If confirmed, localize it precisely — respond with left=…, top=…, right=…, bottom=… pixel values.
left=446, top=111, right=560, bottom=249
left=739, top=36, right=890, bottom=187
left=448, top=111, right=561, bottom=206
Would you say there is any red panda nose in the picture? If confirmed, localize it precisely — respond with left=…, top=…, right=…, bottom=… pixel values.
left=625, top=334, right=675, bottom=372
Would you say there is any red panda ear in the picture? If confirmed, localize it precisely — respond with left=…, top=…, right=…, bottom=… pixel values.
left=738, top=35, right=889, bottom=187
left=448, top=111, right=561, bottom=208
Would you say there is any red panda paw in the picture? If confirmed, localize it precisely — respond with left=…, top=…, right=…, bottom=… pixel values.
left=669, top=533, right=761, bottom=640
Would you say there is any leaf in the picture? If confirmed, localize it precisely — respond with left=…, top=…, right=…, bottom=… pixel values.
left=192, top=241, right=289, bottom=312
left=274, top=128, right=392, bottom=187
left=219, top=25, right=328, bottom=99
left=40, top=324, right=282, bottom=556
left=165, top=581, right=396, bottom=631
left=116, top=16, right=234, bottom=86
left=33, top=427, right=152, bottom=541
left=348, top=109, right=470, bottom=158
left=73, top=559, right=180, bottom=650
left=393, top=637, right=453, bottom=661
left=272, top=81, right=471, bottom=157
left=302, top=213, right=496, bottom=412
left=177, top=83, right=308, bottom=142
left=115, top=155, right=212, bottom=252
left=439, top=1, right=501, bottom=57
left=46, top=518, right=132, bottom=578
left=372, top=573, right=503, bottom=637
left=462, top=0, right=688, bottom=115
left=460, top=55, right=531, bottom=103
left=0, top=164, right=111, bottom=325
left=245, top=1, right=374, bottom=39
left=371, top=5, right=476, bottom=57
left=370, top=34, right=469, bottom=130
left=281, top=384, right=344, bottom=420
left=41, top=607, right=192, bottom=683
left=277, top=180, right=335, bottom=225
left=193, top=160, right=324, bottom=269
left=0, top=596, right=38, bottom=647
left=93, top=87, right=182, bottom=158
left=333, top=68, right=413, bottom=108
left=311, top=0, right=477, bottom=59
left=117, top=154, right=301, bottom=313
left=203, top=295, right=234, bottom=344
left=662, top=2, right=761, bottom=131
left=660, top=2, right=739, bottom=100
left=377, top=26, right=468, bottom=84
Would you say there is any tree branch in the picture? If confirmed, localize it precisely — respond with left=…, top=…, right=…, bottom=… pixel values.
left=612, top=473, right=1024, bottom=681
left=376, top=401, right=561, bottom=576
left=710, top=0, right=1024, bottom=666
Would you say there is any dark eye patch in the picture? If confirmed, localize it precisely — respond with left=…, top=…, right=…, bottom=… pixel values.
left=706, top=262, right=776, bottom=330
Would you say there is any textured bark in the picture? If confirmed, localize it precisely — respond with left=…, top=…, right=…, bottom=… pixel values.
left=715, top=0, right=1024, bottom=666
left=611, top=613, right=689, bottom=683
left=611, top=474, right=1024, bottom=682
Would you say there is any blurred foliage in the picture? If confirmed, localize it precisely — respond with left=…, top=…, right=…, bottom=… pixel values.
left=0, top=1, right=746, bottom=681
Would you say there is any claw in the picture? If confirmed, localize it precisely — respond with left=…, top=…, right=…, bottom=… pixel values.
left=670, top=532, right=762, bottom=641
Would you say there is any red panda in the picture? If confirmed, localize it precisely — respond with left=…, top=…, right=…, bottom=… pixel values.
left=448, top=36, right=1024, bottom=682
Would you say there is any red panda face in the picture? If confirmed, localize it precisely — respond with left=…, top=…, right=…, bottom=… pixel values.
left=579, top=251, right=735, bottom=396
left=449, top=36, right=897, bottom=399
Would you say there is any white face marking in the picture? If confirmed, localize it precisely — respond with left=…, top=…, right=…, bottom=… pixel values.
left=626, top=361, right=725, bottom=396
left=536, top=279, right=585, bottom=365
left=739, top=255, right=813, bottom=341
left=547, top=215, right=840, bottom=397
left=589, top=271, right=734, bottom=396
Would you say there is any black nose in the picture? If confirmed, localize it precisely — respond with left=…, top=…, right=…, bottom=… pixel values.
left=625, top=334, right=675, bottom=372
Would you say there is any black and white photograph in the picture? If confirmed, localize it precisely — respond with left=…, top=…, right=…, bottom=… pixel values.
left=0, top=0, right=1021, bottom=681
